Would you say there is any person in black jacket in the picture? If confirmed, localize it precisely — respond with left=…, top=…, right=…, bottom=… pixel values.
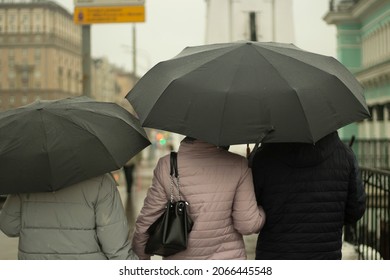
left=251, top=131, right=366, bottom=260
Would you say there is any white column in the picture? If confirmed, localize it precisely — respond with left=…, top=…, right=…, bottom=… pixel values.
left=205, top=0, right=294, bottom=44
left=372, top=107, right=379, bottom=139
left=385, top=105, right=390, bottom=139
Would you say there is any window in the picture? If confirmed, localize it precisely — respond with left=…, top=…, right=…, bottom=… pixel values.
left=34, top=13, right=42, bottom=33
left=8, top=58, right=14, bottom=68
left=34, top=70, right=41, bottom=79
left=8, top=70, right=15, bottom=79
left=58, top=67, right=63, bottom=89
left=35, top=48, right=41, bottom=59
left=387, top=104, right=390, bottom=121
left=7, top=14, right=16, bottom=33
left=375, top=105, right=384, bottom=121
left=67, top=69, right=71, bottom=91
left=21, top=70, right=29, bottom=88
left=22, top=48, right=28, bottom=57
left=368, top=106, right=373, bottom=122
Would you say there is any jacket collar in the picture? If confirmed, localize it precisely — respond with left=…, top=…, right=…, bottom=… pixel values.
left=178, top=139, right=219, bottom=155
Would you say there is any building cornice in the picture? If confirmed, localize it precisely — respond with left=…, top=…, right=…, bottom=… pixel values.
left=323, top=0, right=385, bottom=25
left=0, top=1, right=73, bottom=19
left=355, top=60, right=390, bottom=87
left=0, top=33, right=81, bottom=56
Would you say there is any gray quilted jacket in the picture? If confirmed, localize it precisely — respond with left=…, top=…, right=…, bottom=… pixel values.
left=0, top=174, right=137, bottom=260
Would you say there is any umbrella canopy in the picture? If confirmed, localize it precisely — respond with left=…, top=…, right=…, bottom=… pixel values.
left=0, top=96, right=151, bottom=195
left=126, top=41, right=370, bottom=146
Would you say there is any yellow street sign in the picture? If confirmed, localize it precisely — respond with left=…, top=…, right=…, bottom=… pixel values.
left=74, top=0, right=145, bottom=6
left=74, top=5, right=145, bottom=24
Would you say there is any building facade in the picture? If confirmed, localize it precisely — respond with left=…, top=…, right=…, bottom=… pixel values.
left=324, top=0, right=390, bottom=140
left=0, top=0, right=82, bottom=111
left=205, top=0, right=294, bottom=44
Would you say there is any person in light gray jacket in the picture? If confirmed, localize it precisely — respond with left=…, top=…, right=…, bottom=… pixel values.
left=0, top=173, right=137, bottom=260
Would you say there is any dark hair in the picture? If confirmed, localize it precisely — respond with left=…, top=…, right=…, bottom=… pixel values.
left=183, top=136, right=197, bottom=142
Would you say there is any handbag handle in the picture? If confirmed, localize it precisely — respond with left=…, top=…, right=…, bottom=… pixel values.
left=170, top=152, right=179, bottom=178
left=169, top=152, right=181, bottom=202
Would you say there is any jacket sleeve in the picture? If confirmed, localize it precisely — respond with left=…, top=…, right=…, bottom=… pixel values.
left=231, top=158, right=266, bottom=235
left=131, top=157, right=169, bottom=260
left=344, top=151, right=366, bottom=224
left=0, top=194, right=21, bottom=237
left=94, top=174, right=137, bottom=260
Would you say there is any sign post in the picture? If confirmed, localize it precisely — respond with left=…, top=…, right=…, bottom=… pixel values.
left=73, top=0, right=145, bottom=96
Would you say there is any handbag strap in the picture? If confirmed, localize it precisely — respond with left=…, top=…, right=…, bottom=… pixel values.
left=169, top=152, right=181, bottom=202
left=170, top=151, right=178, bottom=178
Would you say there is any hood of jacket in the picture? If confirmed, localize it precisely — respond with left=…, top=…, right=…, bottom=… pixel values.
left=260, top=132, right=340, bottom=168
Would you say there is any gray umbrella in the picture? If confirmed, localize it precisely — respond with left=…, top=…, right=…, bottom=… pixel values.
left=0, top=96, right=151, bottom=195
left=126, top=41, right=370, bottom=146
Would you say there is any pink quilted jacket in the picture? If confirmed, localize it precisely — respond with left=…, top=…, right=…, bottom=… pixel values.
left=132, top=139, right=265, bottom=260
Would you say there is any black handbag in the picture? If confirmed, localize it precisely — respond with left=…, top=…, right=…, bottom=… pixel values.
left=144, top=152, right=193, bottom=257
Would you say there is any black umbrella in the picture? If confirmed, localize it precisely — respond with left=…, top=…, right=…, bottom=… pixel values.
left=126, top=41, right=370, bottom=146
left=0, top=96, right=151, bottom=195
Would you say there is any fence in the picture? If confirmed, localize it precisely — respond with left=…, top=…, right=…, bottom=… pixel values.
left=347, top=167, right=390, bottom=260
left=347, top=139, right=390, bottom=170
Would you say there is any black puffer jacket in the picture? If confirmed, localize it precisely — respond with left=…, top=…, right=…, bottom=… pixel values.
left=252, top=132, right=366, bottom=260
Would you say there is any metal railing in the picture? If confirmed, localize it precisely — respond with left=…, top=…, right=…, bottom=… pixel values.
left=346, top=167, right=390, bottom=260
left=342, top=139, right=390, bottom=171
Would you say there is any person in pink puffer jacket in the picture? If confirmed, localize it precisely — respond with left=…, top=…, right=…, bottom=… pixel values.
left=132, top=137, right=266, bottom=260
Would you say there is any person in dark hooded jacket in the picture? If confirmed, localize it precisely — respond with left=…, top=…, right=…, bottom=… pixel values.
left=251, top=131, right=366, bottom=260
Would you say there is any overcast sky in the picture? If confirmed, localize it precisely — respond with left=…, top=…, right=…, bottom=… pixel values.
left=58, top=0, right=336, bottom=75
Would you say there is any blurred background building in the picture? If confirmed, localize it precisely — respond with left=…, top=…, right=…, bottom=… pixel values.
left=325, top=0, right=390, bottom=141
left=0, top=0, right=137, bottom=111
left=325, top=0, right=390, bottom=260
left=0, top=0, right=82, bottom=109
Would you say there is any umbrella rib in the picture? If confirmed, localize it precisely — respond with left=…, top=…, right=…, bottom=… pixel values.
left=253, top=46, right=367, bottom=136
left=41, top=109, right=122, bottom=166
left=38, top=109, right=55, bottom=190
left=143, top=46, right=244, bottom=129
left=250, top=47, right=316, bottom=142
left=216, top=52, right=245, bottom=146
left=290, top=89, right=316, bottom=143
